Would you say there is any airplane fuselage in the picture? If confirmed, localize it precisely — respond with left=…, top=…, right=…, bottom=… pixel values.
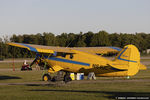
left=44, top=50, right=128, bottom=77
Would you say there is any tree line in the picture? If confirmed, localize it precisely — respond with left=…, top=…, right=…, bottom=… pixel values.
left=0, top=31, right=150, bottom=58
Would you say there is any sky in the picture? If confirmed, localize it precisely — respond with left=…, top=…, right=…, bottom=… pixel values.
left=0, top=0, right=150, bottom=37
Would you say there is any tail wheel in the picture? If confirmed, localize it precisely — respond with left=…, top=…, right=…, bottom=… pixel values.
left=42, top=74, right=51, bottom=81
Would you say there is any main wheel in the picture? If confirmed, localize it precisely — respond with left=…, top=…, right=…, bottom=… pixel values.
left=42, top=74, right=51, bottom=81
left=51, top=71, right=64, bottom=82
left=64, top=72, right=72, bottom=83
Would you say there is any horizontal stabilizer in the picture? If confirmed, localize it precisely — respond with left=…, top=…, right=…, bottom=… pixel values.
left=139, top=63, right=147, bottom=70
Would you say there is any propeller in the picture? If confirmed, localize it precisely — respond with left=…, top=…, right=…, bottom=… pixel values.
left=30, top=57, right=39, bottom=68
left=29, top=55, right=50, bottom=70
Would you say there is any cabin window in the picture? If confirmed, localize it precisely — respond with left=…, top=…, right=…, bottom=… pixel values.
left=70, top=54, right=73, bottom=59
left=61, top=53, right=66, bottom=58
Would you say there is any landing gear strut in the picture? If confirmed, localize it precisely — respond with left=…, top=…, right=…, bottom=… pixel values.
left=63, top=72, right=72, bottom=83
left=51, top=71, right=64, bottom=82
left=52, top=71, right=72, bottom=83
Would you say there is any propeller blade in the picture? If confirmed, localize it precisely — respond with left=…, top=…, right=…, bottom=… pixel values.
left=30, top=58, right=38, bottom=67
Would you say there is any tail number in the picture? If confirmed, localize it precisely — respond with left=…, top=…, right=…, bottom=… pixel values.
left=92, top=64, right=110, bottom=70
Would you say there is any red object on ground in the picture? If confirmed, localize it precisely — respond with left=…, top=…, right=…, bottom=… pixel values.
left=21, top=64, right=32, bottom=71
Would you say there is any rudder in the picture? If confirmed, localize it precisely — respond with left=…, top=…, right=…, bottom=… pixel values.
left=115, top=44, right=140, bottom=76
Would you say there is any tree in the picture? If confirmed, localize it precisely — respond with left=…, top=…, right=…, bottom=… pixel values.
left=34, top=33, right=44, bottom=45
left=109, top=33, right=121, bottom=47
left=2, top=31, right=150, bottom=58
left=66, top=33, right=76, bottom=47
left=84, top=31, right=94, bottom=47
left=56, top=33, right=68, bottom=47
left=43, top=32, right=56, bottom=46
left=75, top=32, right=86, bottom=47
left=90, top=31, right=111, bottom=46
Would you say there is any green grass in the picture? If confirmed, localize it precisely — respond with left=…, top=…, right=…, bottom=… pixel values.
left=0, top=62, right=23, bottom=68
left=0, top=68, right=150, bottom=100
left=0, top=82, right=149, bottom=100
left=0, top=60, right=35, bottom=69
left=141, top=59, right=150, bottom=61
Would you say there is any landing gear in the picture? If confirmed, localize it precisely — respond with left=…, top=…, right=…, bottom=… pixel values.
left=51, top=71, right=64, bottom=82
left=42, top=74, right=51, bottom=81
left=52, top=71, right=72, bottom=83
left=42, top=62, right=51, bottom=81
left=42, top=71, right=72, bottom=83
left=63, top=72, right=72, bottom=83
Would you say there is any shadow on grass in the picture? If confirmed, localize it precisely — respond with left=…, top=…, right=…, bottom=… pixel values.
left=24, top=81, right=66, bottom=87
left=29, top=89, right=150, bottom=99
left=25, top=82, right=65, bottom=87
left=0, top=75, right=21, bottom=80
left=25, top=84, right=43, bottom=86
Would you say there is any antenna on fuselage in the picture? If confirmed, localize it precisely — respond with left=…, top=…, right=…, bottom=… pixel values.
left=66, top=39, right=74, bottom=48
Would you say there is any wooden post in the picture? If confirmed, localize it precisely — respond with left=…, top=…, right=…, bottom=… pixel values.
left=13, top=57, right=15, bottom=71
left=12, top=48, right=15, bottom=71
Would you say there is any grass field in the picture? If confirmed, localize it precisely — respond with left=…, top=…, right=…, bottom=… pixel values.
left=0, top=58, right=150, bottom=100
left=141, top=59, right=150, bottom=61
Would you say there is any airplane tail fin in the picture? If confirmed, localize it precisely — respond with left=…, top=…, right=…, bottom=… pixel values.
left=114, top=44, right=142, bottom=76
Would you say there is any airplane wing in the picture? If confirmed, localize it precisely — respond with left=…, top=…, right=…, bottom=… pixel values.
left=7, top=42, right=121, bottom=54
left=7, top=42, right=74, bottom=54
left=72, top=47, right=121, bottom=54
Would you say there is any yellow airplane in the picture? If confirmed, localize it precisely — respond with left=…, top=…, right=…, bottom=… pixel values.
left=7, top=42, right=147, bottom=82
